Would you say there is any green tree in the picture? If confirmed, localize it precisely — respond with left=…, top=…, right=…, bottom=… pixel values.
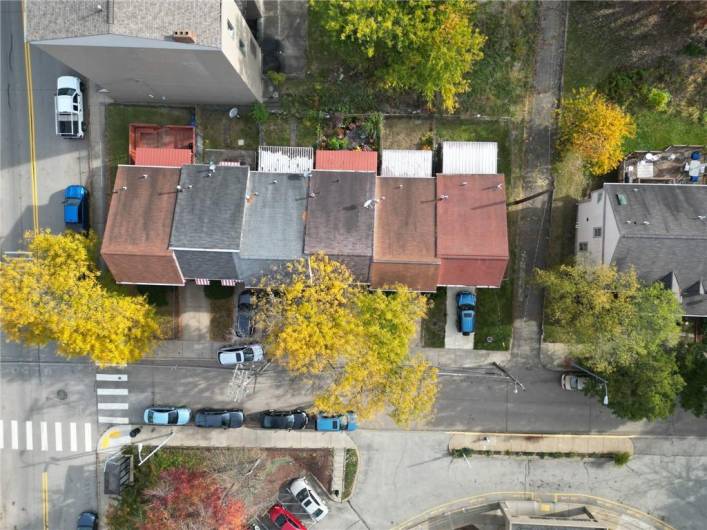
left=676, top=342, right=707, bottom=417
left=0, top=231, right=161, bottom=365
left=593, top=347, right=685, bottom=421
left=309, top=0, right=486, bottom=112
left=257, top=255, right=438, bottom=426
left=535, top=264, right=682, bottom=372
left=558, top=88, right=636, bottom=175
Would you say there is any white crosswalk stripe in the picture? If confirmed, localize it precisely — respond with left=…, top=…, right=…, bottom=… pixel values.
left=96, top=370, right=130, bottom=426
left=0, top=420, right=4, bottom=450
left=69, top=422, right=78, bottom=452
left=11, top=420, right=18, bottom=450
left=40, top=421, right=48, bottom=451
left=25, top=421, right=33, bottom=451
left=54, top=422, right=62, bottom=451
left=84, top=423, right=92, bottom=452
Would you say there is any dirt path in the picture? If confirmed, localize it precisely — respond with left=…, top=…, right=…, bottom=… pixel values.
left=510, top=1, right=568, bottom=366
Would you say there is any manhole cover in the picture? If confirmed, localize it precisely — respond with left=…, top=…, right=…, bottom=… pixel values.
left=56, top=389, right=68, bottom=400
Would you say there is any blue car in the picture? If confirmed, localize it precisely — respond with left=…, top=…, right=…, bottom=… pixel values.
left=144, top=406, right=191, bottom=426
left=456, top=291, right=476, bottom=336
left=315, top=412, right=358, bottom=432
left=64, top=185, right=89, bottom=231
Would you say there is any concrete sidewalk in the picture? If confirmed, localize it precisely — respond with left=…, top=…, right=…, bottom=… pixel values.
left=448, top=432, right=633, bottom=455
left=147, top=339, right=223, bottom=361
left=421, top=347, right=510, bottom=368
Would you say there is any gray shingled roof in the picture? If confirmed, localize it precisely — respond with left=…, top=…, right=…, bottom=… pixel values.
left=605, top=184, right=707, bottom=316
left=304, top=170, right=376, bottom=257
left=175, top=250, right=239, bottom=280
left=239, top=172, right=307, bottom=260
left=170, top=165, right=249, bottom=250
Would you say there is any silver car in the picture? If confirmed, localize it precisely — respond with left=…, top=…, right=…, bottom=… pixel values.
left=561, top=372, right=588, bottom=391
left=288, top=477, right=329, bottom=521
left=217, top=344, right=264, bottom=365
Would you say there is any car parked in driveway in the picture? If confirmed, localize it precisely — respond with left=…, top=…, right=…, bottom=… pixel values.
left=261, top=409, right=308, bottom=430
left=269, top=504, right=307, bottom=530
left=217, top=344, right=264, bottom=365
left=143, top=406, right=191, bottom=425
left=456, top=291, right=476, bottom=336
left=64, top=185, right=89, bottom=231
left=55, top=75, right=85, bottom=139
left=289, top=477, right=329, bottom=522
left=195, top=409, right=244, bottom=428
left=315, top=412, right=358, bottom=432
left=561, top=372, right=588, bottom=391
left=76, top=511, right=97, bottom=530
left=235, top=289, right=255, bottom=337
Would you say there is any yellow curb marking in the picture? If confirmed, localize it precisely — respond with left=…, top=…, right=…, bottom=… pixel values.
left=41, top=471, right=49, bottom=530
left=21, top=1, right=40, bottom=234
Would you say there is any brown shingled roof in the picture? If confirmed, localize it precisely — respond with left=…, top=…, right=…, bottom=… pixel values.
left=370, top=177, right=439, bottom=291
left=436, top=174, right=509, bottom=287
left=101, top=165, right=184, bottom=285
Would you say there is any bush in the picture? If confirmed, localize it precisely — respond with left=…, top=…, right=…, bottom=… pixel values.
left=137, top=285, right=170, bottom=307
left=613, top=451, right=631, bottom=466
left=342, top=449, right=359, bottom=499
left=266, top=71, right=287, bottom=88
left=647, top=87, right=671, bottom=112
left=681, top=41, right=707, bottom=57
left=418, top=132, right=434, bottom=150
left=204, top=283, right=235, bottom=300
left=250, top=102, right=269, bottom=125
left=326, top=136, right=349, bottom=150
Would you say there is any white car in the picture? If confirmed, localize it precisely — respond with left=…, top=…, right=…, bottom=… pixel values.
left=561, top=372, right=588, bottom=391
left=288, top=477, right=329, bottom=522
left=55, top=76, right=85, bottom=138
left=217, top=344, right=264, bottom=365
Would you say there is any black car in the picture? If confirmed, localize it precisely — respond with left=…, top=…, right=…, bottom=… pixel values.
left=235, top=290, right=255, bottom=337
left=195, top=409, right=245, bottom=428
left=77, top=511, right=97, bottom=530
left=261, top=409, right=308, bottom=430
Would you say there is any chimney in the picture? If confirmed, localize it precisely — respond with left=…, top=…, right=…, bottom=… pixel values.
left=173, top=30, right=196, bottom=44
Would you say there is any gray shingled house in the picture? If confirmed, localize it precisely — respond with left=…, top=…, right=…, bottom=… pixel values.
left=576, top=183, right=707, bottom=319
left=169, top=164, right=249, bottom=284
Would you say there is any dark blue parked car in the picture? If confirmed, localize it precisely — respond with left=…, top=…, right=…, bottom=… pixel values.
left=77, top=511, right=97, bottom=530
left=64, top=185, right=89, bottom=231
left=456, top=291, right=476, bottom=336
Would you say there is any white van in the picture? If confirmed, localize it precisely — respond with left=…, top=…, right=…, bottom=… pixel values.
left=55, top=76, right=85, bottom=139
left=288, top=477, right=329, bottom=521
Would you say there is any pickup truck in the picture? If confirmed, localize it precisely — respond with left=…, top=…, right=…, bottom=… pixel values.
left=55, top=76, right=86, bottom=139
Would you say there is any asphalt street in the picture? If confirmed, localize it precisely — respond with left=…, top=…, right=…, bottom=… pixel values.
left=322, top=430, right=707, bottom=530
left=1, top=1, right=94, bottom=528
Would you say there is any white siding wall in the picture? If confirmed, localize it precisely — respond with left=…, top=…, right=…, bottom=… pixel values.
left=221, top=0, right=263, bottom=101
left=381, top=150, right=433, bottom=177
left=575, top=189, right=605, bottom=265
left=258, top=146, right=314, bottom=173
left=603, top=197, right=621, bottom=264
left=441, top=142, right=497, bottom=174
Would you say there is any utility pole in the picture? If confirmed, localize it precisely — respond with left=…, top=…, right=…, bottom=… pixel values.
left=506, top=186, right=554, bottom=207
left=492, top=362, right=527, bottom=393
left=137, top=431, right=174, bottom=466
left=572, top=363, right=609, bottom=406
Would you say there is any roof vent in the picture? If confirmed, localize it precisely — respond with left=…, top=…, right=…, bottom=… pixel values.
left=173, top=30, right=196, bottom=43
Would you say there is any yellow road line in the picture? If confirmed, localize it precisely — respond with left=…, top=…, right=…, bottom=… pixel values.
left=22, top=3, right=39, bottom=234
left=41, top=471, right=49, bottom=530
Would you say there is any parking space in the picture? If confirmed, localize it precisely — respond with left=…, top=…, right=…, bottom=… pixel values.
left=445, top=286, right=476, bottom=349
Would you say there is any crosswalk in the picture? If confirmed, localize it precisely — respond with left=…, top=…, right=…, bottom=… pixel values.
left=0, top=419, right=93, bottom=453
left=96, top=372, right=130, bottom=424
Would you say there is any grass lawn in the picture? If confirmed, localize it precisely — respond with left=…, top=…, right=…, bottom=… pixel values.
left=261, top=114, right=292, bottom=146
left=342, top=448, right=359, bottom=500
left=435, top=118, right=513, bottom=177
left=196, top=106, right=259, bottom=151
left=421, top=288, right=446, bottom=348
left=474, top=278, right=513, bottom=351
left=380, top=116, right=434, bottom=150
left=105, top=105, right=193, bottom=183
left=624, top=111, right=707, bottom=152
left=460, top=0, right=538, bottom=118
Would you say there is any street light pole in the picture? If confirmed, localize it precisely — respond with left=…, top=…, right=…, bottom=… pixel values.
left=492, top=362, right=526, bottom=393
left=137, top=431, right=174, bottom=466
left=571, top=362, right=609, bottom=406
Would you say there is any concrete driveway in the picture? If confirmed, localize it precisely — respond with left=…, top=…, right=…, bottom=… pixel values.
left=445, top=286, right=475, bottom=349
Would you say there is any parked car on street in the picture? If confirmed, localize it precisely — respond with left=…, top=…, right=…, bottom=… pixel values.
left=561, top=372, right=588, bottom=391
left=288, top=477, right=329, bottom=522
left=76, top=511, right=97, bottom=530
left=194, top=409, right=244, bottom=428
left=268, top=503, right=307, bottom=530
left=261, top=409, right=308, bottom=430
left=55, top=75, right=86, bottom=139
left=456, top=291, right=477, bottom=336
left=217, top=344, right=264, bottom=365
left=143, top=406, right=191, bottom=425
left=64, top=185, right=89, bottom=231
left=235, top=289, right=255, bottom=337
left=315, top=412, right=358, bottom=432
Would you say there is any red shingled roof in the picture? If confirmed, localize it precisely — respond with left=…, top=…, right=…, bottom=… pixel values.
left=134, top=147, right=193, bottom=167
left=436, top=174, right=509, bottom=287
left=315, top=150, right=378, bottom=172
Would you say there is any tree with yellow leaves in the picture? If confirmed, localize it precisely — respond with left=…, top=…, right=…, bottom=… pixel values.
left=0, top=231, right=161, bottom=365
left=257, top=255, right=438, bottom=426
left=558, top=88, right=636, bottom=175
left=310, top=0, right=486, bottom=112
